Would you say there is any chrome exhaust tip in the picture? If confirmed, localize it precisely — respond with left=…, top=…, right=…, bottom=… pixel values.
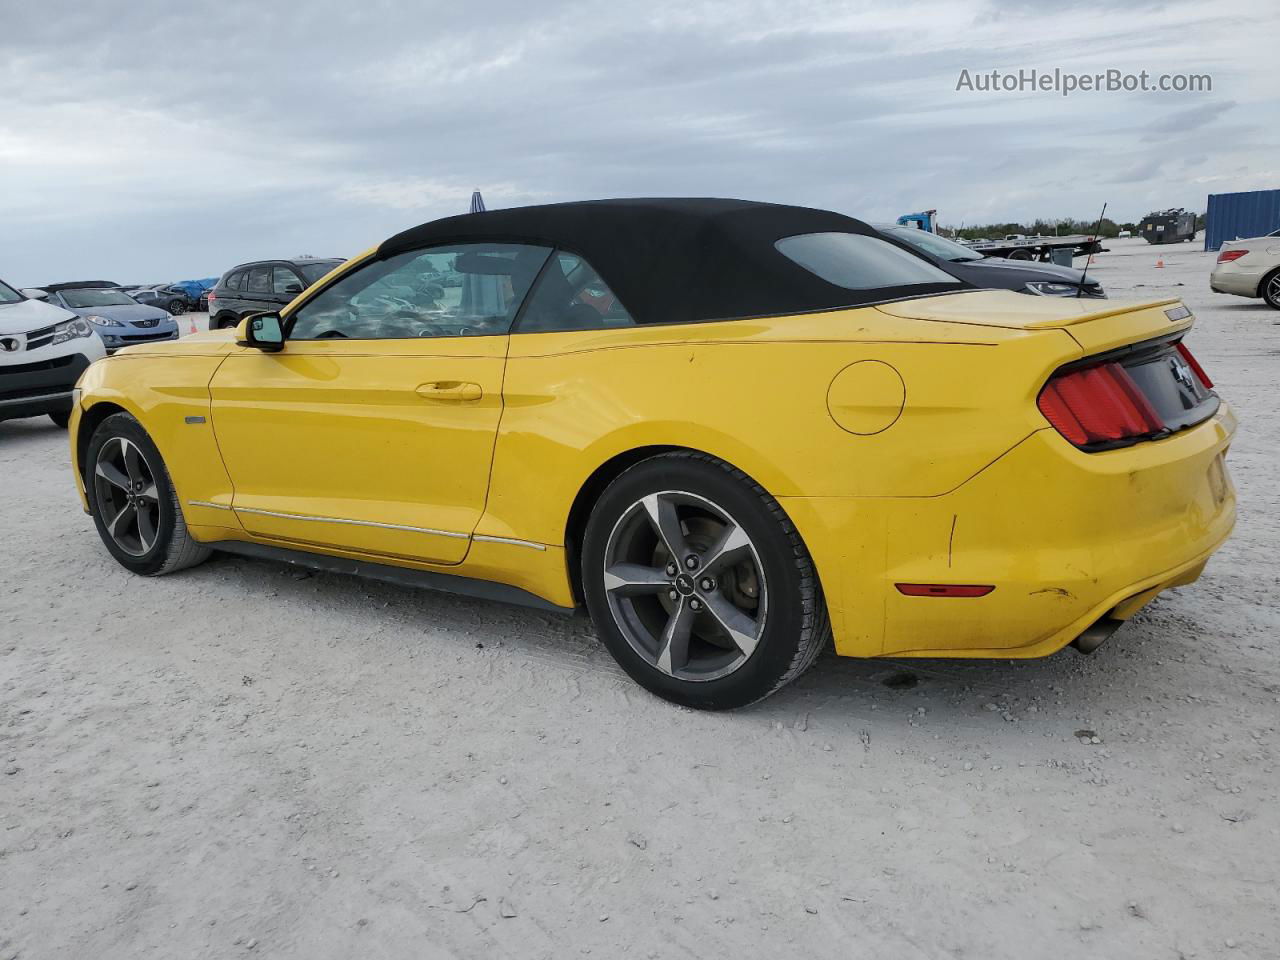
left=1072, top=617, right=1124, bottom=655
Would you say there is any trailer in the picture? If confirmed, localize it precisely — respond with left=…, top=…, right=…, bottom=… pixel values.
left=956, top=234, right=1104, bottom=262
left=893, top=210, right=1104, bottom=262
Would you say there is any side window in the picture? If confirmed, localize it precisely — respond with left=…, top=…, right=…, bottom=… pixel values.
left=288, top=243, right=551, bottom=341
left=515, top=252, right=635, bottom=333
left=246, top=266, right=272, bottom=295
left=223, top=271, right=243, bottom=291
left=272, top=266, right=304, bottom=296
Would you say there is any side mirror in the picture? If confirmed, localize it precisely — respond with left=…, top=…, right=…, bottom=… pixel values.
left=235, top=312, right=285, bottom=352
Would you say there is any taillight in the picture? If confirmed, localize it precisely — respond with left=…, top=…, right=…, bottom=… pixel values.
left=1216, top=249, right=1248, bottom=263
left=1175, top=341, right=1213, bottom=388
left=1038, top=362, right=1165, bottom=447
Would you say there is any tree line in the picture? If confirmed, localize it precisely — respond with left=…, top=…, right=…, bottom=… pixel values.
left=943, top=212, right=1206, bottom=240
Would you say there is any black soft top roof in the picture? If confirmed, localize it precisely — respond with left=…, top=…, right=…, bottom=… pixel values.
left=380, top=198, right=968, bottom=326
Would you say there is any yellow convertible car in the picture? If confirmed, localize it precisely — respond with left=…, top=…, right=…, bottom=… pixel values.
left=69, top=199, right=1236, bottom=709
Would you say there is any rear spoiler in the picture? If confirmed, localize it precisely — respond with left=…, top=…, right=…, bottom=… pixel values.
left=1019, top=297, right=1182, bottom=330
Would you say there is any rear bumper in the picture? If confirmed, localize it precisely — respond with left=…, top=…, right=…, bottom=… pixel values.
left=1210, top=265, right=1263, bottom=297
left=784, top=403, right=1237, bottom=658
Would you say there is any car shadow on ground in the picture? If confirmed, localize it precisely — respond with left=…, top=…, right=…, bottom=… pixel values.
left=190, top=546, right=1186, bottom=733
left=0, top=417, right=71, bottom=448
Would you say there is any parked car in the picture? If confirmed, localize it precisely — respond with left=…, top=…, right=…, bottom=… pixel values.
left=173, top=278, right=218, bottom=312
left=878, top=224, right=1106, bottom=298
left=129, top=284, right=191, bottom=315
left=1, top=276, right=105, bottom=427
left=1211, top=231, right=1280, bottom=309
left=69, top=199, right=1232, bottom=710
left=26, top=283, right=179, bottom=353
left=207, top=258, right=344, bottom=329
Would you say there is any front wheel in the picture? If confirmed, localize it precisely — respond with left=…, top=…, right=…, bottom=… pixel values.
left=1261, top=269, right=1280, bottom=310
left=581, top=452, right=829, bottom=710
left=86, top=412, right=211, bottom=576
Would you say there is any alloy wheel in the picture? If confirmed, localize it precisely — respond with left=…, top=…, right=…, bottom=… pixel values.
left=602, top=490, right=767, bottom=682
left=1267, top=273, right=1280, bottom=307
left=93, top=436, right=161, bottom=557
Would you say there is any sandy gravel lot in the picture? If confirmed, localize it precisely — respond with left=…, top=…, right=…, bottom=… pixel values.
left=2, top=238, right=1278, bottom=959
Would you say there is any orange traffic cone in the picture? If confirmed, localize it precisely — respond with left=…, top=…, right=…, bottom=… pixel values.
left=1155, top=259, right=1164, bottom=268
left=1087, top=255, right=1096, bottom=266
left=189, top=314, right=198, bottom=335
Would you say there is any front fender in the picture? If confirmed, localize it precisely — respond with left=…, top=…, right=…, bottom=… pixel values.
left=74, top=355, right=238, bottom=529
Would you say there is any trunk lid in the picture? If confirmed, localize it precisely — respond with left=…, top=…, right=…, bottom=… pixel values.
left=875, top=288, right=1181, bottom=331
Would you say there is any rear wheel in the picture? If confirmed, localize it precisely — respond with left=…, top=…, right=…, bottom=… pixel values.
left=1006, top=248, right=1034, bottom=261
left=216, top=314, right=239, bottom=330
left=581, top=452, right=829, bottom=710
left=1261, top=269, right=1280, bottom=310
left=86, top=412, right=211, bottom=576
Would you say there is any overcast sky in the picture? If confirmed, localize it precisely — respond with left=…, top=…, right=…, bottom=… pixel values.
left=2, top=0, right=1275, bottom=285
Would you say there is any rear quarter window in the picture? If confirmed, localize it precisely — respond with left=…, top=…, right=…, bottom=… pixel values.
left=776, top=232, right=958, bottom=290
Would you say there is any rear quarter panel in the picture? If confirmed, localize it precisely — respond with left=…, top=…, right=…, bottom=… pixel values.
left=484, top=309, right=1083, bottom=547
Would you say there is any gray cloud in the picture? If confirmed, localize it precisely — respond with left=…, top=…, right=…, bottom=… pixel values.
left=1, top=0, right=1276, bottom=283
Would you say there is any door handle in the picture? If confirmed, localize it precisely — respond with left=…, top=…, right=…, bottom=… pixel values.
left=416, top=381, right=483, bottom=402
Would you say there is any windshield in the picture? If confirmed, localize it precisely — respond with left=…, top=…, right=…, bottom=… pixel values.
left=0, top=279, right=23, bottom=304
left=60, top=288, right=140, bottom=308
left=884, top=227, right=984, bottom=262
left=296, top=261, right=343, bottom=284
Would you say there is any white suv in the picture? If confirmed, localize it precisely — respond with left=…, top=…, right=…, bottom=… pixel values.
left=0, top=276, right=106, bottom=428
left=1210, top=229, right=1280, bottom=309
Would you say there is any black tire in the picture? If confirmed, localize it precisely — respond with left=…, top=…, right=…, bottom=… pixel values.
left=86, top=412, right=211, bottom=576
left=215, top=315, right=239, bottom=330
left=1005, top=249, right=1034, bottom=261
left=581, top=452, right=829, bottom=710
left=168, top=299, right=185, bottom=315
left=1261, top=269, right=1280, bottom=310
left=48, top=410, right=70, bottom=428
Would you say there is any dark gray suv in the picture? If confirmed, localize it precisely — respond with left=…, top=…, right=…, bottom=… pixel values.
left=207, top=258, right=344, bottom=330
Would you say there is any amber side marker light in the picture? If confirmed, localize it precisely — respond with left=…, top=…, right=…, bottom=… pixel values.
left=895, top=584, right=995, bottom=598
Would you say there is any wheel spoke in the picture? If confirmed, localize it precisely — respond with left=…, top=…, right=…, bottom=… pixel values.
left=122, top=440, right=145, bottom=486
left=95, top=458, right=131, bottom=492
left=136, top=482, right=159, bottom=503
left=655, top=597, right=695, bottom=676
left=603, top=563, right=671, bottom=596
left=703, top=592, right=763, bottom=659
left=701, top=521, right=752, bottom=575
left=136, top=504, right=157, bottom=552
left=106, top=502, right=136, bottom=541
left=641, top=493, right=689, bottom=561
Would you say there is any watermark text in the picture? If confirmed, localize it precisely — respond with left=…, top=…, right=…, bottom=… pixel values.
left=956, top=68, right=1211, bottom=96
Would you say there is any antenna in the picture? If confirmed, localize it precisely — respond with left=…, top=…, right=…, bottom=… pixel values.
left=1077, top=202, right=1106, bottom=298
